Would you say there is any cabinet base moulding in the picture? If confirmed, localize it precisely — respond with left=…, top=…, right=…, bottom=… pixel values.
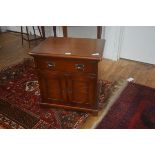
left=39, top=102, right=99, bottom=116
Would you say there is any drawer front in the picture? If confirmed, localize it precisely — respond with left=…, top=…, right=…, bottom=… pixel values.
left=35, top=57, right=97, bottom=74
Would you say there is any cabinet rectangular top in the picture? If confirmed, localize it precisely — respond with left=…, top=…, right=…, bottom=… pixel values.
left=29, top=37, right=105, bottom=60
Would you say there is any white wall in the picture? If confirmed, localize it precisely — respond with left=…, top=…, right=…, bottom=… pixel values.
left=0, top=26, right=7, bottom=32
left=44, top=26, right=54, bottom=37
left=7, top=26, right=21, bottom=32
left=120, top=26, right=155, bottom=64
left=62, top=26, right=105, bottom=39
left=103, top=26, right=122, bottom=60
left=57, top=26, right=105, bottom=38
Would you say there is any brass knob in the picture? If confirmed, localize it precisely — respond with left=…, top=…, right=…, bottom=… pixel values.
left=75, top=64, right=85, bottom=71
left=47, top=62, right=55, bottom=68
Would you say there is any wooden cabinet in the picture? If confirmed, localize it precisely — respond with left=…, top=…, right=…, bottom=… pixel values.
left=29, top=37, right=105, bottom=114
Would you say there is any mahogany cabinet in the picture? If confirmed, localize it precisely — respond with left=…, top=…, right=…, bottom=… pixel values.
left=29, top=37, right=105, bottom=114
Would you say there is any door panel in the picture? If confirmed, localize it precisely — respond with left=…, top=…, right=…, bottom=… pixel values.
left=37, top=70, right=67, bottom=103
left=67, top=74, right=97, bottom=106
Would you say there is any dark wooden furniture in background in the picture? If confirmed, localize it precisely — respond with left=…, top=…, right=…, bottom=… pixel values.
left=97, top=26, right=102, bottom=39
left=41, top=26, right=45, bottom=39
left=29, top=37, right=105, bottom=114
left=53, top=26, right=57, bottom=37
left=62, top=26, right=68, bottom=37
left=21, top=26, right=44, bottom=48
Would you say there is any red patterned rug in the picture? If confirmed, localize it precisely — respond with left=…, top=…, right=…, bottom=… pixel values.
left=96, top=82, right=155, bottom=129
left=0, top=59, right=111, bottom=129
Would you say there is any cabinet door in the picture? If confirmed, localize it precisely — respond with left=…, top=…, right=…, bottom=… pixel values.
left=66, top=74, right=97, bottom=107
left=37, top=70, right=67, bottom=104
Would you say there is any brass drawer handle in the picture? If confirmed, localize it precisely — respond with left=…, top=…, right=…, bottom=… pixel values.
left=75, top=64, right=85, bottom=71
left=47, top=62, right=55, bottom=68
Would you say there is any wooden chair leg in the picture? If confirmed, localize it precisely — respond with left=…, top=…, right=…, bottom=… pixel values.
left=33, top=26, right=37, bottom=39
left=26, top=26, right=30, bottom=48
left=53, top=26, right=56, bottom=37
left=41, top=26, right=45, bottom=39
left=97, top=26, right=102, bottom=39
left=62, top=26, right=67, bottom=37
left=21, top=26, right=24, bottom=46
left=38, top=26, right=43, bottom=38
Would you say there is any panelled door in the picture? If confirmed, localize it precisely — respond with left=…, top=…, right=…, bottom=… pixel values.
left=37, top=70, right=67, bottom=104
left=66, top=73, right=97, bottom=107
left=37, top=71, right=98, bottom=109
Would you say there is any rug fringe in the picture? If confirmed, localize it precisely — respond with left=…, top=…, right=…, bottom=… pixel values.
left=73, top=113, right=89, bottom=129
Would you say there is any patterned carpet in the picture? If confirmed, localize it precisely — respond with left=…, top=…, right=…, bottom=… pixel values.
left=0, top=59, right=111, bottom=129
left=96, top=82, right=155, bottom=129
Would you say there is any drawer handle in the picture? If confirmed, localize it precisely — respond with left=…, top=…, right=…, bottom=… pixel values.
left=47, top=62, right=55, bottom=68
left=75, top=64, right=85, bottom=71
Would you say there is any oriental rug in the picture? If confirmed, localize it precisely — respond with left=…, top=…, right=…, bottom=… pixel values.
left=95, top=82, right=155, bottom=129
left=0, top=59, right=111, bottom=129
